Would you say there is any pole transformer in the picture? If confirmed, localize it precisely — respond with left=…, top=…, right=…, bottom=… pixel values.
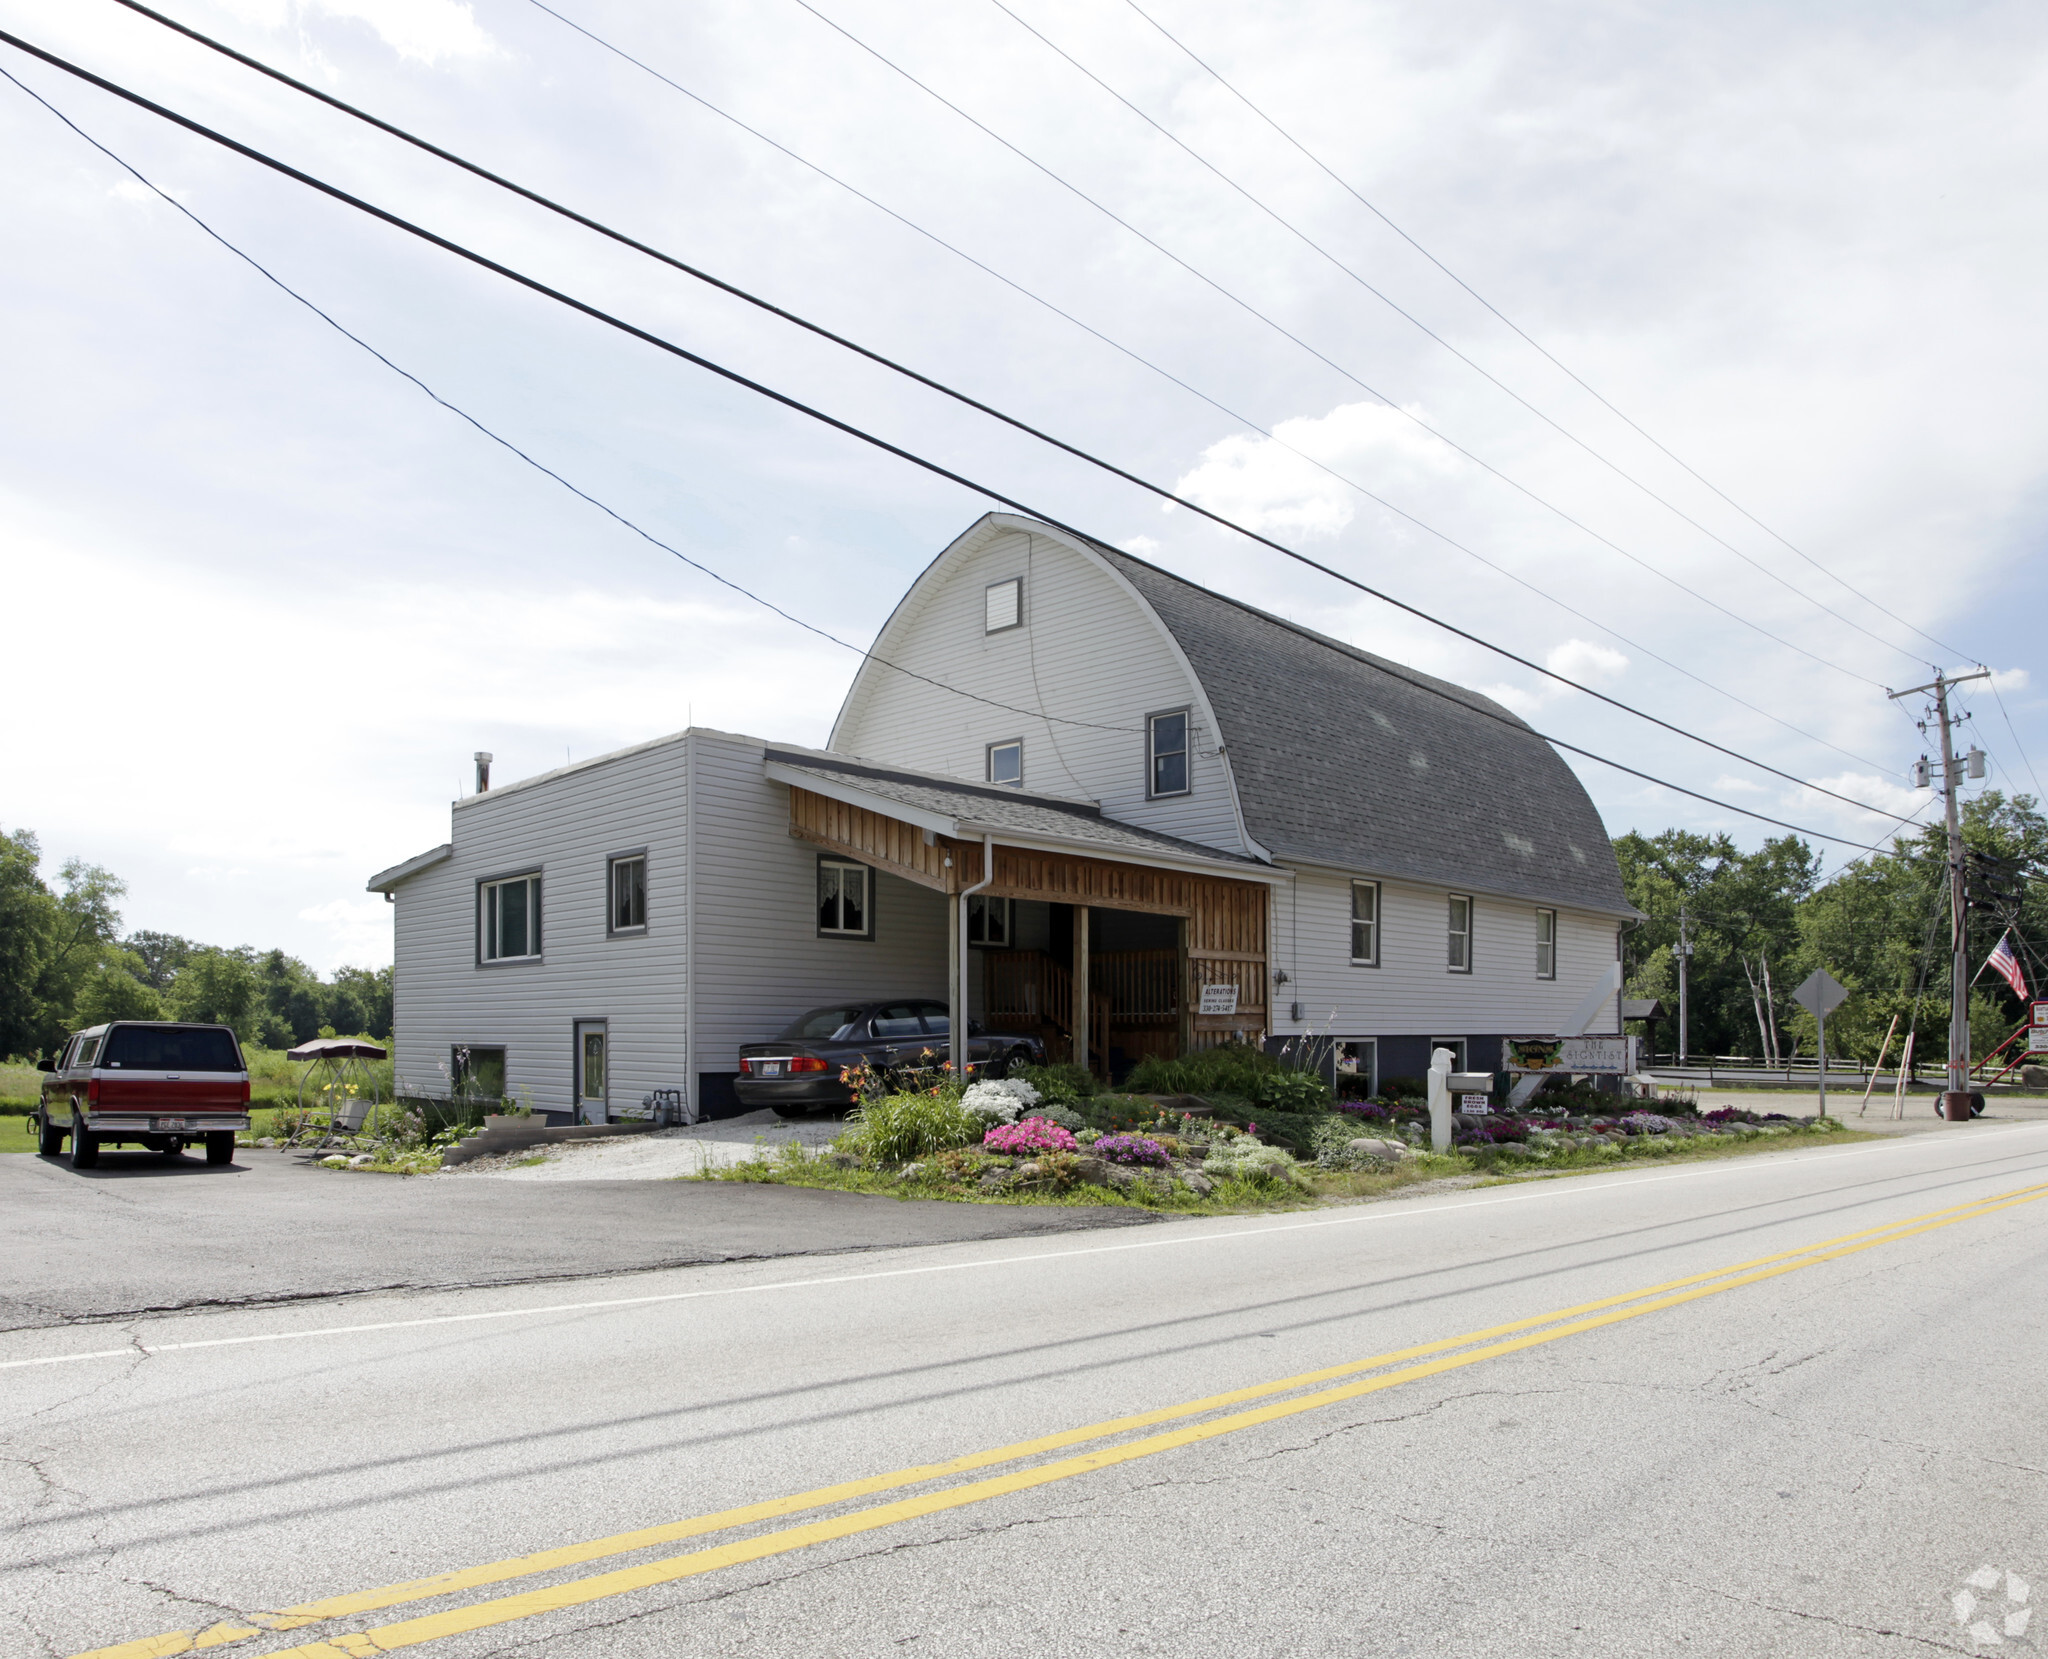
left=1889, top=668, right=1990, bottom=1116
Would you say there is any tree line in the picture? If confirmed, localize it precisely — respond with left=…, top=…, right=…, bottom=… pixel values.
left=1619, top=790, right=2045, bottom=1066
left=1, top=827, right=392, bottom=1061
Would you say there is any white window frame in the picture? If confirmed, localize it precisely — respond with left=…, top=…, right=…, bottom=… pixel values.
left=1334, top=1037, right=1378, bottom=1094
left=985, top=577, right=1023, bottom=634
left=608, top=852, right=647, bottom=936
left=1447, top=894, right=1473, bottom=973
left=1429, top=1037, right=1469, bottom=1072
left=1349, top=880, right=1381, bottom=966
left=479, top=871, right=543, bottom=964
left=968, top=894, right=1014, bottom=948
left=1147, top=707, right=1191, bottom=799
left=986, top=739, right=1023, bottom=788
left=816, top=856, right=874, bottom=941
left=1535, top=908, right=1557, bottom=979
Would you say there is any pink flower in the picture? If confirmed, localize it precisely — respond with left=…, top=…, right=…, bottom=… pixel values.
left=983, top=1119, right=1078, bottom=1156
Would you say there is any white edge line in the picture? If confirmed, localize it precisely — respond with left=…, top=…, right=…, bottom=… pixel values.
left=5, top=1125, right=2044, bottom=1373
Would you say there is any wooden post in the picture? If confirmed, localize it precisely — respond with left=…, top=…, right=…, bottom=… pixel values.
left=1073, top=905, right=1092, bottom=1077
left=1891, top=1031, right=1916, bottom=1120
left=1176, top=915, right=1193, bottom=1060
left=1857, top=1013, right=1900, bottom=1117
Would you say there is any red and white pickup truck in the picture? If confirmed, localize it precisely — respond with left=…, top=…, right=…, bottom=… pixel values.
left=38, top=1021, right=251, bottom=1168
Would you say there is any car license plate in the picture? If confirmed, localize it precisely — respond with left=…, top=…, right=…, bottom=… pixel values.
left=758, top=1062, right=782, bottom=1077
left=153, top=1118, right=189, bottom=1131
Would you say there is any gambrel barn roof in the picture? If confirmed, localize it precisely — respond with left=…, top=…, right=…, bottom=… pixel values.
left=1087, top=538, right=1632, bottom=915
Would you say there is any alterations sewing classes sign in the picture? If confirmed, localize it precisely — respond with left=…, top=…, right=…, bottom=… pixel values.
left=1197, top=983, right=1240, bottom=1016
left=1502, top=1036, right=1636, bottom=1076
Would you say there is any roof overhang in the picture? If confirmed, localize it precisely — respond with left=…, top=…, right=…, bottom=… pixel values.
left=366, top=844, right=453, bottom=893
left=764, top=760, right=1288, bottom=887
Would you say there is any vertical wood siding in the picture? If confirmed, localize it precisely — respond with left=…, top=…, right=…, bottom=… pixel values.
left=833, top=526, right=1250, bottom=855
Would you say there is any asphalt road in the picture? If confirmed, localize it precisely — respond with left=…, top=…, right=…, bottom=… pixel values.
left=4, top=1124, right=2047, bottom=1657
left=0, top=1150, right=1151, bottom=1331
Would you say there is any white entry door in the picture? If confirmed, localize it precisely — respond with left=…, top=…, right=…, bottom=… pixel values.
left=575, top=1021, right=608, bottom=1124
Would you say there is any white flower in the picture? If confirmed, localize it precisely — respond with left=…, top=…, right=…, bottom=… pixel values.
left=961, top=1077, right=1040, bottom=1124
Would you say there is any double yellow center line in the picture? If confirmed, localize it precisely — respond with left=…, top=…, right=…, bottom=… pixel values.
left=77, top=1179, right=2048, bottom=1659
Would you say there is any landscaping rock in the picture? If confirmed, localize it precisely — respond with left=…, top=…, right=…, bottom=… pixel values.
left=899, top=1163, right=924, bottom=1180
left=1017, top=1161, right=1044, bottom=1181
left=826, top=1152, right=859, bottom=1169
left=1182, top=1170, right=1214, bottom=1196
left=1073, top=1156, right=1109, bottom=1185
left=2021, top=1065, right=2048, bottom=1089
left=1346, top=1137, right=1409, bottom=1162
left=978, top=1171, right=1010, bottom=1190
left=349, top=1153, right=377, bottom=1168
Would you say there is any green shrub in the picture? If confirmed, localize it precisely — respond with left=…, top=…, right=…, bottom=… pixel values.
left=1011, top=1062, right=1098, bottom=1104
left=1126, top=1043, right=1331, bottom=1111
left=1379, top=1075, right=1426, bottom=1100
left=845, top=1091, right=979, bottom=1163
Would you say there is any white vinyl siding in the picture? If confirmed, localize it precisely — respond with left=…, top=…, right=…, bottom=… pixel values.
left=1264, top=865, right=1625, bottom=1038
left=389, top=733, right=693, bottom=1116
left=687, top=733, right=947, bottom=1081
left=832, top=520, right=1249, bottom=855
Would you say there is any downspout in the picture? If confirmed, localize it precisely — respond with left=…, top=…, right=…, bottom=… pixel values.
left=954, top=832, right=995, bottom=1080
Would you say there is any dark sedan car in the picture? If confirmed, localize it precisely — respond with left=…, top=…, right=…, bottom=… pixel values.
left=735, top=1000, right=1044, bottom=1117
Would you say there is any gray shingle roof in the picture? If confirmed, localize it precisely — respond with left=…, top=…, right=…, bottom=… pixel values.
left=765, top=750, right=1270, bottom=871
left=1093, top=546, right=1633, bottom=914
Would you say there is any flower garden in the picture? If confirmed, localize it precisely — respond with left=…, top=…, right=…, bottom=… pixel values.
left=705, top=1045, right=1858, bottom=1211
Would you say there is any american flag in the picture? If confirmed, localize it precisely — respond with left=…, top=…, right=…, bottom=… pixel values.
left=1985, top=933, right=2028, bottom=1001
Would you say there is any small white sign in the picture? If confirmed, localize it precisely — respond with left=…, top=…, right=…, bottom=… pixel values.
left=1197, top=983, right=1240, bottom=1015
left=1459, top=1094, right=1491, bottom=1114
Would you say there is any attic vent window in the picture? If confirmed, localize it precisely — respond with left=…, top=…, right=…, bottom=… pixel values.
left=985, top=577, right=1022, bottom=633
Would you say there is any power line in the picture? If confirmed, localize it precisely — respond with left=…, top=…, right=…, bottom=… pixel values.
left=0, top=69, right=1141, bottom=740
left=1116, top=0, right=1974, bottom=667
left=981, top=0, right=1926, bottom=670
left=7, top=20, right=1918, bottom=818
left=779, top=0, right=1888, bottom=691
left=0, top=43, right=1913, bottom=853
left=501, top=0, right=1895, bottom=775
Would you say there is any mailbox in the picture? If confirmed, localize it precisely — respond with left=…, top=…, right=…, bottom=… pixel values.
left=1448, top=1073, right=1495, bottom=1114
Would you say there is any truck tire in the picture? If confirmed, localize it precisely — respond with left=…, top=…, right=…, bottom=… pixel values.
left=70, top=1128, right=100, bottom=1170
left=38, top=1113, right=64, bottom=1157
left=205, top=1133, right=235, bottom=1166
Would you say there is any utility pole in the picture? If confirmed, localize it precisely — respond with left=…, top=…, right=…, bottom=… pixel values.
left=1889, top=668, right=1990, bottom=1117
left=1675, top=903, right=1692, bottom=1068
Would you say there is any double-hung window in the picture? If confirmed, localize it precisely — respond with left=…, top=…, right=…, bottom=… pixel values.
left=1446, top=894, right=1473, bottom=973
left=968, top=894, right=1012, bottom=947
left=1349, top=880, right=1380, bottom=966
left=1148, top=709, right=1190, bottom=798
left=986, top=739, right=1022, bottom=788
left=480, top=873, right=542, bottom=963
left=1535, top=908, right=1557, bottom=979
left=817, top=857, right=873, bottom=940
left=609, top=854, right=647, bottom=934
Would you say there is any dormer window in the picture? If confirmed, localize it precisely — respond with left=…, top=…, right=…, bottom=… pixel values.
left=987, top=739, right=1023, bottom=787
left=1148, top=709, right=1190, bottom=798
left=985, top=577, right=1022, bottom=633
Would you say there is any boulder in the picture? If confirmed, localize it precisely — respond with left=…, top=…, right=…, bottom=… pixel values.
left=1182, top=1170, right=1214, bottom=1196
left=1346, top=1137, right=1408, bottom=1162
left=2020, top=1065, right=2048, bottom=1090
left=1073, top=1155, right=1109, bottom=1185
left=1017, top=1161, right=1044, bottom=1181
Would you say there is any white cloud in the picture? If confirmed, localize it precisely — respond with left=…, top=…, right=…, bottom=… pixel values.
left=1796, top=772, right=1929, bottom=824
left=1990, top=667, right=2031, bottom=692
left=1120, top=535, right=1161, bottom=554
left=1170, top=402, right=1459, bottom=538
left=1479, top=639, right=1628, bottom=713
left=1712, top=776, right=1768, bottom=795
left=108, top=179, right=186, bottom=206
left=298, top=897, right=393, bottom=967
left=207, top=0, right=494, bottom=63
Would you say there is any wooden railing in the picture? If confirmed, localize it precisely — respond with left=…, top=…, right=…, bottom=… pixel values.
left=1089, top=949, right=1180, bottom=1023
left=983, top=951, right=1110, bottom=1072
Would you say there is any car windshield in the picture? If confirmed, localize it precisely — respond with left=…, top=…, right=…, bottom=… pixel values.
left=779, top=1006, right=865, bottom=1042
left=101, top=1026, right=243, bottom=1071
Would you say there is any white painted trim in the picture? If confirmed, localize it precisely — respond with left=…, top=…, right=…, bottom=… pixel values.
left=366, top=844, right=451, bottom=893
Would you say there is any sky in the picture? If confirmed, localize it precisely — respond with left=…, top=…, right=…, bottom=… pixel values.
left=2, top=0, right=2045, bottom=974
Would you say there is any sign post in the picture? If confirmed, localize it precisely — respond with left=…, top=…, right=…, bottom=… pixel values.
left=1792, top=969, right=1850, bottom=1120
